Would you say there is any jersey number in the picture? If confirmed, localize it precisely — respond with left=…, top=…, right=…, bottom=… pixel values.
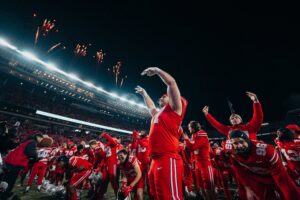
left=281, top=149, right=300, bottom=161
left=256, top=143, right=267, bottom=156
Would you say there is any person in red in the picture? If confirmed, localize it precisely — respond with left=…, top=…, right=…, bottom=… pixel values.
left=88, top=139, right=106, bottom=199
left=99, top=132, right=120, bottom=197
left=275, top=127, right=300, bottom=185
left=229, top=130, right=300, bottom=200
left=63, top=141, right=77, bottom=157
left=202, top=92, right=263, bottom=140
left=128, top=130, right=139, bottom=157
left=1, top=134, right=44, bottom=199
left=178, top=139, right=195, bottom=198
left=117, top=149, right=144, bottom=200
left=75, top=144, right=94, bottom=163
left=135, top=67, right=188, bottom=200
left=135, top=130, right=151, bottom=198
left=212, top=143, right=233, bottom=200
left=26, top=137, right=54, bottom=192
left=286, top=124, right=300, bottom=139
left=183, top=121, right=216, bottom=200
left=57, top=155, right=93, bottom=200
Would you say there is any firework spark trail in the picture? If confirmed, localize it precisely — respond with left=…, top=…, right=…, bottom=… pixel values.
left=120, top=75, right=127, bottom=87
left=47, top=42, right=61, bottom=53
left=74, top=44, right=88, bottom=57
left=41, top=19, right=56, bottom=37
left=113, top=61, right=122, bottom=86
left=94, top=50, right=106, bottom=63
left=34, top=26, right=40, bottom=47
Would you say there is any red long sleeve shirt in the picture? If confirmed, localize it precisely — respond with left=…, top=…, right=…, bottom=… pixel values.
left=206, top=102, right=263, bottom=140
left=185, top=130, right=211, bottom=162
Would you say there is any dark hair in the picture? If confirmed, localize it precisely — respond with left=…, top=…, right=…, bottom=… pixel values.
left=117, top=148, right=128, bottom=155
left=77, top=144, right=84, bottom=150
left=277, top=128, right=295, bottom=142
left=33, top=134, right=43, bottom=141
left=57, top=155, right=69, bottom=164
left=188, top=121, right=201, bottom=132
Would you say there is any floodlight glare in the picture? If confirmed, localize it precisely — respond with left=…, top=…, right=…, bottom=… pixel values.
left=110, top=93, right=118, bottom=98
left=68, top=73, right=80, bottom=81
left=45, top=63, right=58, bottom=71
left=84, top=81, right=95, bottom=88
left=36, top=110, right=132, bottom=134
left=0, top=38, right=17, bottom=50
left=21, top=51, right=39, bottom=62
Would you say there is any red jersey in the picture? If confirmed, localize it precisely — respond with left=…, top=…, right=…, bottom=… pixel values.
left=178, top=142, right=191, bottom=165
left=185, top=130, right=211, bottom=162
left=64, top=146, right=77, bottom=157
left=128, top=143, right=137, bottom=157
left=137, top=136, right=150, bottom=164
left=75, top=148, right=94, bottom=163
left=149, top=98, right=188, bottom=157
left=69, top=156, right=92, bottom=170
left=231, top=140, right=300, bottom=199
left=206, top=102, right=263, bottom=140
left=119, top=156, right=142, bottom=180
left=102, top=133, right=121, bottom=164
left=93, top=142, right=105, bottom=168
left=36, top=147, right=53, bottom=164
left=277, top=139, right=300, bottom=173
left=213, top=147, right=231, bottom=169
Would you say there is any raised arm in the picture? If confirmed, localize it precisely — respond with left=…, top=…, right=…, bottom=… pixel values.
left=202, top=106, right=230, bottom=136
left=100, top=132, right=117, bottom=146
left=141, top=67, right=182, bottom=115
left=245, top=92, right=263, bottom=132
left=135, top=86, right=157, bottom=117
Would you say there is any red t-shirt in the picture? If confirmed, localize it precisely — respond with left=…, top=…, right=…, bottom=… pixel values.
left=137, top=136, right=150, bottom=164
left=69, top=156, right=92, bottom=170
left=149, top=98, right=187, bottom=158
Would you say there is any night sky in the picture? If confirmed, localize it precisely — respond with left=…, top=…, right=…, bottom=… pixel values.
left=0, top=1, right=299, bottom=129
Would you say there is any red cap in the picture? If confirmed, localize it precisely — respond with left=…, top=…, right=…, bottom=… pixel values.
left=286, top=124, right=300, bottom=132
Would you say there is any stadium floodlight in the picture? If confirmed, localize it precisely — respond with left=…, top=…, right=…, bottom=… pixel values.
left=36, top=110, right=132, bottom=134
left=0, top=37, right=17, bottom=50
left=67, top=73, right=80, bottom=81
left=96, top=87, right=103, bottom=92
left=45, top=63, right=58, bottom=71
left=1, top=39, right=149, bottom=112
left=128, top=100, right=135, bottom=105
left=138, top=103, right=145, bottom=108
left=21, top=51, right=40, bottom=62
left=84, top=81, right=95, bottom=88
left=110, top=93, right=118, bottom=98
left=119, top=97, right=127, bottom=101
